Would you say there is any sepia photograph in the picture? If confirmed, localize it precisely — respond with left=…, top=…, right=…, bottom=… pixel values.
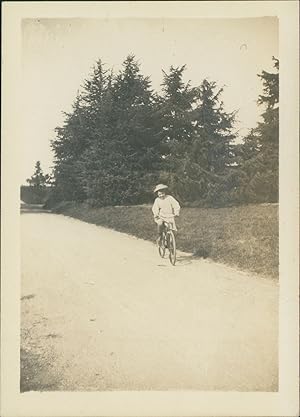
left=1, top=1, right=299, bottom=416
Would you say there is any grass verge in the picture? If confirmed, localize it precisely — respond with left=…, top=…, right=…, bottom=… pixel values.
left=52, top=202, right=278, bottom=278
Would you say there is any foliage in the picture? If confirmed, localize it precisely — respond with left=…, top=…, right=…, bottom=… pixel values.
left=188, top=79, right=237, bottom=203
left=51, top=94, right=89, bottom=201
left=49, top=55, right=279, bottom=207
left=26, top=161, right=49, bottom=188
left=21, top=185, right=51, bottom=204
left=51, top=56, right=161, bottom=206
left=24, top=161, right=51, bottom=203
left=156, top=69, right=237, bottom=203
left=236, top=57, right=279, bottom=203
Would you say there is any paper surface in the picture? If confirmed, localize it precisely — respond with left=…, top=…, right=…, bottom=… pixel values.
left=1, top=1, right=299, bottom=416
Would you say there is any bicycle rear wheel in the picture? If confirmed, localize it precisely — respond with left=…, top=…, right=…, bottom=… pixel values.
left=168, top=230, right=176, bottom=265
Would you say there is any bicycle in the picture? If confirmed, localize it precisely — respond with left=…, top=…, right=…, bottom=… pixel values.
left=157, top=220, right=177, bottom=266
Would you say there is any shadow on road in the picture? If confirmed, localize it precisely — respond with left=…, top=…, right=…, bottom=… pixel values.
left=21, top=203, right=51, bottom=214
left=157, top=254, right=204, bottom=267
left=20, top=348, right=59, bottom=392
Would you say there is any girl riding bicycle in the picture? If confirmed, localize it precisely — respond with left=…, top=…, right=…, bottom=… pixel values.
left=152, top=184, right=180, bottom=244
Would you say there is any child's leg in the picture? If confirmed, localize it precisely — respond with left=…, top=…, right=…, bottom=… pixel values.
left=155, top=219, right=164, bottom=242
left=170, top=219, right=178, bottom=236
left=157, top=222, right=164, bottom=236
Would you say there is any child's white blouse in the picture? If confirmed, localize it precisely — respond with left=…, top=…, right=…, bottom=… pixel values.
left=152, top=195, right=180, bottom=219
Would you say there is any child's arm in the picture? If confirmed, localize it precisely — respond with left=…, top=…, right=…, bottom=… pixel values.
left=170, top=196, right=180, bottom=216
left=152, top=199, right=160, bottom=219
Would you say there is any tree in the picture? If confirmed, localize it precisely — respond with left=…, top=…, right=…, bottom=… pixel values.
left=23, top=161, right=51, bottom=204
left=159, top=65, right=196, bottom=149
left=49, top=57, right=241, bottom=207
left=51, top=93, right=89, bottom=201
left=187, top=79, right=237, bottom=202
left=156, top=65, right=197, bottom=199
left=51, top=55, right=163, bottom=206
left=75, top=60, right=114, bottom=203
left=81, top=55, right=161, bottom=205
left=157, top=67, right=237, bottom=203
left=237, top=57, right=279, bottom=202
left=108, top=55, right=162, bottom=202
left=26, top=161, right=49, bottom=188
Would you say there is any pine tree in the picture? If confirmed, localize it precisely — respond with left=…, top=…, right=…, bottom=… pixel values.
left=187, top=79, right=237, bottom=202
left=51, top=94, right=89, bottom=201
left=157, top=68, right=237, bottom=203
left=159, top=65, right=195, bottom=148
left=76, top=60, right=114, bottom=203
left=89, top=54, right=161, bottom=205
left=238, top=57, right=279, bottom=202
left=157, top=65, right=197, bottom=199
left=26, top=161, right=49, bottom=188
left=50, top=55, right=161, bottom=206
left=24, top=161, right=50, bottom=204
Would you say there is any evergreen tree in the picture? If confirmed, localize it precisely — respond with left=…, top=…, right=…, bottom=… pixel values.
left=51, top=55, right=161, bottom=206
left=49, top=57, right=242, bottom=207
left=157, top=65, right=197, bottom=199
left=24, top=161, right=50, bottom=204
left=76, top=60, right=114, bottom=203
left=238, top=57, right=279, bottom=202
left=51, top=94, right=89, bottom=201
left=26, top=161, right=49, bottom=188
left=159, top=65, right=196, bottom=150
left=86, top=55, right=161, bottom=205
left=157, top=68, right=237, bottom=203
left=187, top=79, right=237, bottom=202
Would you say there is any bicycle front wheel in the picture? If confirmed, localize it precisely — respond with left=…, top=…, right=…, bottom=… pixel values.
left=168, top=231, right=176, bottom=265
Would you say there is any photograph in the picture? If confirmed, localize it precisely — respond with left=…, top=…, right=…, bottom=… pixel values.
left=1, top=1, right=299, bottom=416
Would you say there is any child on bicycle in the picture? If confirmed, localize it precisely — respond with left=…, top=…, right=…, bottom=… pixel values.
left=152, top=184, right=180, bottom=244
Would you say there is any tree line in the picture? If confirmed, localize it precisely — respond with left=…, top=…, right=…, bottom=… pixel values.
left=27, top=55, right=279, bottom=207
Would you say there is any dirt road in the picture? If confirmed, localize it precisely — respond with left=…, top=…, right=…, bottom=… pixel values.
left=21, top=212, right=278, bottom=392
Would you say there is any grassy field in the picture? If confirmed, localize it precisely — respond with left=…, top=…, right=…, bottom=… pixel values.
left=52, top=202, right=279, bottom=278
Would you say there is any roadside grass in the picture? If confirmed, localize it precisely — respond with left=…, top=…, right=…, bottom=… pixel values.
left=53, top=202, right=278, bottom=278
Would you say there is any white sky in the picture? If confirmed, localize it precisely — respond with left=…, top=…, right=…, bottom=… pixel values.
left=21, top=17, right=278, bottom=184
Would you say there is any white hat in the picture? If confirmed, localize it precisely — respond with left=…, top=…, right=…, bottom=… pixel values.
left=154, top=184, right=168, bottom=193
